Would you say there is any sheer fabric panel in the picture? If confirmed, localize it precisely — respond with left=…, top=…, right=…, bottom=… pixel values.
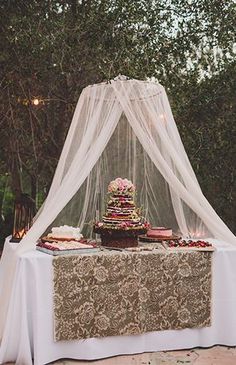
left=16, top=78, right=236, bottom=252
left=16, top=85, right=122, bottom=253
left=111, top=80, right=235, bottom=244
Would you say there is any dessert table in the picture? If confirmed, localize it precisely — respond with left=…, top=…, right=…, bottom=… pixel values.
left=0, top=238, right=236, bottom=365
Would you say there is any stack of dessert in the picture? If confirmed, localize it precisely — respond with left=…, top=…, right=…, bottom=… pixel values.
left=37, top=225, right=98, bottom=255
left=94, top=178, right=149, bottom=248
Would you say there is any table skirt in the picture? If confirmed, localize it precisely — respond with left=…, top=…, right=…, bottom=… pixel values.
left=0, top=239, right=236, bottom=365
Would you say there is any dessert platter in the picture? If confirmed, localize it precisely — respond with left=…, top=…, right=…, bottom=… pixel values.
left=163, top=239, right=215, bottom=251
left=94, top=178, right=149, bottom=248
left=138, top=226, right=214, bottom=251
left=37, top=225, right=99, bottom=255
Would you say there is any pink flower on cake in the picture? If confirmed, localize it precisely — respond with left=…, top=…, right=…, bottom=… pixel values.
left=117, top=177, right=123, bottom=186
left=108, top=178, right=135, bottom=194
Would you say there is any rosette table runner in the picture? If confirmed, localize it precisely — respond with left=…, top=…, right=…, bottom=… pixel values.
left=53, top=250, right=212, bottom=341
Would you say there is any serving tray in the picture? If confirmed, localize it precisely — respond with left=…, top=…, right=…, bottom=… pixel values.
left=40, top=236, right=88, bottom=243
left=162, top=242, right=215, bottom=252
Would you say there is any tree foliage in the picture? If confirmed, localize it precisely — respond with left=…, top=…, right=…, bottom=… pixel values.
left=0, top=0, right=235, bottom=243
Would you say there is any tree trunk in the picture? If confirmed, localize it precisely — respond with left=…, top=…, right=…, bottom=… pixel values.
left=10, top=155, right=22, bottom=201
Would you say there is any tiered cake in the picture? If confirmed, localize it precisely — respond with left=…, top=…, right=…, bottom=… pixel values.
left=94, top=178, right=149, bottom=248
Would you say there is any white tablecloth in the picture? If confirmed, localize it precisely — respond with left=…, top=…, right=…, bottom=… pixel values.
left=0, top=239, right=236, bottom=365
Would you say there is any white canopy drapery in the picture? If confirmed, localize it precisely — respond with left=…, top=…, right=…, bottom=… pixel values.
left=16, top=76, right=236, bottom=252
left=1, top=76, right=236, bottom=344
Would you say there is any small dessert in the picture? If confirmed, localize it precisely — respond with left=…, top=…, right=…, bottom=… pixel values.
left=166, top=239, right=214, bottom=250
left=147, top=227, right=172, bottom=238
left=94, top=178, right=149, bottom=248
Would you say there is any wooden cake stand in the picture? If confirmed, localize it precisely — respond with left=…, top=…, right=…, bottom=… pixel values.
left=138, top=234, right=181, bottom=243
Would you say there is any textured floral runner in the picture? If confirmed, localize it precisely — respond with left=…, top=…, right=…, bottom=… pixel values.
left=53, top=250, right=212, bottom=341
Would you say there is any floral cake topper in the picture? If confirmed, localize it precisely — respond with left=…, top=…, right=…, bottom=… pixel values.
left=108, top=178, right=135, bottom=195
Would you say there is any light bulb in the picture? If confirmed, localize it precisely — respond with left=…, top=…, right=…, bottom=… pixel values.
left=32, top=98, right=39, bottom=106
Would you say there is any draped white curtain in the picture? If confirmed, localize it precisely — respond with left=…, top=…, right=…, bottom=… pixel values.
left=111, top=80, right=235, bottom=244
left=20, top=76, right=234, bottom=249
left=1, top=76, right=236, bottom=342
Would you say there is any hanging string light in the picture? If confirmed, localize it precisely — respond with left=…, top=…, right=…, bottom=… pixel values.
left=17, top=97, right=45, bottom=106
left=32, top=98, right=40, bottom=106
left=31, top=97, right=45, bottom=106
left=17, top=96, right=67, bottom=106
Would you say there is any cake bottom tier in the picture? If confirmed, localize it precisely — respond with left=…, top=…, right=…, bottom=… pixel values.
left=94, top=227, right=147, bottom=248
left=100, top=234, right=138, bottom=248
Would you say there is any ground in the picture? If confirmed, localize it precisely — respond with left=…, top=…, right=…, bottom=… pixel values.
left=4, top=344, right=236, bottom=364
left=48, top=346, right=236, bottom=365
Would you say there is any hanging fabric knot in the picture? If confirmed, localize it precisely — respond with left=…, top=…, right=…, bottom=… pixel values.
left=114, top=74, right=130, bottom=81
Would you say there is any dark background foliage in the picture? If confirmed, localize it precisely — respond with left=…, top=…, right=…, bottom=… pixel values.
left=0, top=0, right=235, bottom=247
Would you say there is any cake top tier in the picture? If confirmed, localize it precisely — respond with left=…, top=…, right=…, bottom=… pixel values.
left=108, top=178, right=135, bottom=196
